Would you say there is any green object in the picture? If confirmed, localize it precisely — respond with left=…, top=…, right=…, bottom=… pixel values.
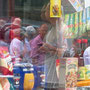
left=79, top=11, right=83, bottom=35
left=88, top=39, right=90, bottom=43
left=86, top=7, right=90, bottom=30
left=69, top=13, right=75, bottom=35
left=82, top=9, right=86, bottom=33
left=74, top=12, right=79, bottom=37
left=8, top=78, right=15, bottom=90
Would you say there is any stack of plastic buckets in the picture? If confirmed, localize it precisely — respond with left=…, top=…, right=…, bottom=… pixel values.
left=13, top=63, right=38, bottom=90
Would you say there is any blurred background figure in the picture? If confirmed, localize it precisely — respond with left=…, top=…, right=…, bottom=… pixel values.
left=0, top=19, right=6, bottom=28
left=23, top=26, right=36, bottom=63
left=30, top=24, right=48, bottom=66
left=0, top=19, right=6, bottom=40
left=9, top=29, right=25, bottom=64
left=26, top=26, right=36, bottom=40
left=11, top=18, right=21, bottom=28
left=9, top=18, right=22, bottom=42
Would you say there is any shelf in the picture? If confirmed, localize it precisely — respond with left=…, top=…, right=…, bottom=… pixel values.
left=0, top=75, right=14, bottom=78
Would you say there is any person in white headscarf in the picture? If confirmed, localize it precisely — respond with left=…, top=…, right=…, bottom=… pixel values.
left=26, top=26, right=36, bottom=40
left=23, top=26, right=36, bottom=63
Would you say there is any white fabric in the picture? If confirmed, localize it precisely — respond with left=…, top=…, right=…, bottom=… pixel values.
left=45, top=20, right=67, bottom=88
left=83, top=46, right=90, bottom=65
left=23, top=38, right=32, bottom=63
left=26, top=26, right=36, bottom=34
left=10, top=38, right=23, bottom=58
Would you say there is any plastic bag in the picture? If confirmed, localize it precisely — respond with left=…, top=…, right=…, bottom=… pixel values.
left=0, top=46, right=13, bottom=75
left=0, top=78, right=10, bottom=90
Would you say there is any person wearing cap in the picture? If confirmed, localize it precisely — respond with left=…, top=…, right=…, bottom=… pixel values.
left=12, top=18, right=21, bottom=28
left=83, top=46, right=90, bottom=65
left=30, top=24, right=48, bottom=66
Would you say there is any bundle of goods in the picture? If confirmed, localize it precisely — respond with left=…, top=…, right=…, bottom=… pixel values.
left=77, top=65, right=90, bottom=86
left=0, top=78, right=10, bottom=90
left=0, top=46, right=13, bottom=75
left=66, top=58, right=78, bottom=88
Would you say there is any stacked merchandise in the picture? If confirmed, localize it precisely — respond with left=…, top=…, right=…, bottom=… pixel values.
left=69, top=13, right=75, bottom=38
left=65, top=38, right=90, bottom=90
left=82, top=9, right=86, bottom=34
left=64, top=14, right=71, bottom=38
left=0, top=46, right=13, bottom=76
left=65, top=58, right=78, bottom=90
left=79, top=11, right=83, bottom=36
left=75, top=38, right=90, bottom=89
left=74, top=12, right=79, bottom=38
left=0, top=42, right=14, bottom=90
left=64, top=6, right=90, bottom=38
left=77, top=65, right=90, bottom=89
left=13, top=63, right=44, bottom=90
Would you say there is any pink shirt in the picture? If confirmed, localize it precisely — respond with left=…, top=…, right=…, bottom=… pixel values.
left=30, top=35, right=45, bottom=65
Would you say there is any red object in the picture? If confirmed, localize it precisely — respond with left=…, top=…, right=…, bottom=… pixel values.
left=56, top=59, right=60, bottom=66
left=9, top=27, right=20, bottom=41
left=0, top=46, right=13, bottom=75
left=0, top=67, right=13, bottom=75
left=77, top=39, right=81, bottom=44
left=82, top=39, right=88, bottom=43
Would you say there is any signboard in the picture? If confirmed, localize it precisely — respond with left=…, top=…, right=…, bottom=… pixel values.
left=50, top=0, right=62, bottom=17
left=68, top=0, right=83, bottom=12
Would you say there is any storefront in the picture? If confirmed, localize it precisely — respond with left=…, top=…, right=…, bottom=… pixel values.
left=0, top=0, right=90, bottom=90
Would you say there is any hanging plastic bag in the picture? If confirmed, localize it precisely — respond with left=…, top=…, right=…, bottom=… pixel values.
left=0, top=78, right=10, bottom=90
left=0, top=46, right=13, bottom=75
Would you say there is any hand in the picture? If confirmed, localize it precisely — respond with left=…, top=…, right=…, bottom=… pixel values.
left=38, top=46, right=48, bottom=53
left=32, top=59, right=38, bottom=65
left=43, top=43, right=57, bottom=51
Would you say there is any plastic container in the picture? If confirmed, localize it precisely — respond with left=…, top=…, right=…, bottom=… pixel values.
left=13, top=63, right=44, bottom=90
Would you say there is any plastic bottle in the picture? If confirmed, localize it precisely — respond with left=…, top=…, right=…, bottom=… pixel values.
left=81, top=39, right=88, bottom=57
left=77, top=39, right=82, bottom=56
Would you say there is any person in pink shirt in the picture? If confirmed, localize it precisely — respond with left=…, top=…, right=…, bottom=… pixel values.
left=30, top=24, right=48, bottom=66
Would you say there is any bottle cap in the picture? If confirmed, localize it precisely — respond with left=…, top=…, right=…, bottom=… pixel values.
left=77, top=39, right=81, bottom=43
left=82, top=39, right=88, bottom=43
